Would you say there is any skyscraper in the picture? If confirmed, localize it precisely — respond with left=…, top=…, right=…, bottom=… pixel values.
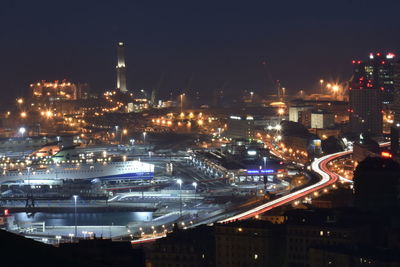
left=392, top=61, right=400, bottom=126
left=348, top=53, right=396, bottom=135
left=116, top=42, right=127, bottom=93
left=367, top=52, right=396, bottom=104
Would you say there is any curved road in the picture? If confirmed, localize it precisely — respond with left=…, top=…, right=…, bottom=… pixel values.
left=132, top=150, right=350, bottom=244
left=220, top=142, right=390, bottom=222
left=132, top=143, right=389, bottom=243
left=219, top=150, right=352, bottom=222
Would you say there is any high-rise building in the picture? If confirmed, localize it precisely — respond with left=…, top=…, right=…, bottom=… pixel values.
left=116, top=42, right=127, bottom=93
left=364, top=52, right=396, bottom=104
left=392, top=61, right=400, bottom=126
left=348, top=53, right=397, bottom=135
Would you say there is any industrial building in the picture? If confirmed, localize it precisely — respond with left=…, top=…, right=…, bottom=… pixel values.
left=30, top=80, right=88, bottom=101
left=190, top=141, right=287, bottom=184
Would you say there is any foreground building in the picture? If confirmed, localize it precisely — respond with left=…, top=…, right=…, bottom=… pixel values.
left=146, top=221, right=285, bottom=267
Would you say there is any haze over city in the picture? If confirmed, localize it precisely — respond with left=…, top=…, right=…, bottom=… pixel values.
left=1, top=1, right=400, bottom=267
left=1, top=0, right=400, bottom=101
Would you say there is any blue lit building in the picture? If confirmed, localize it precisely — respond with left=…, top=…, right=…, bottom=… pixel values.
left=190, top=144, right=286, bottom=184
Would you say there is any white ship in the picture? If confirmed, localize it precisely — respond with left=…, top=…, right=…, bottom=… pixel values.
left=0, top=147, right=154, bottom=184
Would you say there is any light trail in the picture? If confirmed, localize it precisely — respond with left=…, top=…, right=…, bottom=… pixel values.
left=130, top=142, right=390, bottom=242
left=219, top=150, right=351, bottom=222
left=220, top=142, right=390, bottom=222
left=131, top=234, right=166, bottom=245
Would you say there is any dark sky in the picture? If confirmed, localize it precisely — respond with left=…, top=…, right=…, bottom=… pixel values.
left=1, top=0, right=400, bottom=101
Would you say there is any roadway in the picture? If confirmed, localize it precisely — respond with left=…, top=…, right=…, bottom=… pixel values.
left=129, top=149, right=355, bottom=245
left=219, top=149, right=352, bottom=222
left=219, top=142, right=391, bottom=222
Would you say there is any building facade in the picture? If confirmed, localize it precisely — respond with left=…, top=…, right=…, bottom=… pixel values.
left=392, top=61, right=400, bottom=126
left=310, top=110, right=334, bottom=129
left=348, top=54, right=394, bottom=135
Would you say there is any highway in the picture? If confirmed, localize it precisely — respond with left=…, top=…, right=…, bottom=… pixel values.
left=219, top=142, right=390, bottom=222
left=128, top=142, right=392, bottom=245
left=128, top=150, right=354, bottom=245
left=219, top=150, right=352, bottom=222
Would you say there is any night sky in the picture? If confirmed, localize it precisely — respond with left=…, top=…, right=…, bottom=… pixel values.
left=1, top=0, right=400, bottom=101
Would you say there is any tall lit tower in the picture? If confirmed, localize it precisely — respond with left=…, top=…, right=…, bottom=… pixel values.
left=116, top=42, right=127, bottom=93
left=348, top=53, right=387, bottom=136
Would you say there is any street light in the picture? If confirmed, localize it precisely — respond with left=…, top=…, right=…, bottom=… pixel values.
left=115, top=125, right=119, bottom=143
left=129, top=139, right=135, bottom=146
left=55, top=235, right=61, bottom=245
left=192, top=182, right=197, bottom=202
left=121, top=129, right=127, bottom=143
left=177, top=179, right=183, bottom=218
left=26, top=166, right=31, bottom=190
left=68, top=233, right=74, bottom=243
left=180, top=93, right=185, bottom=113
left=263, top=157, right=267, bottom=190
left=319, top=79, right=324, bottom=94
left=73, top=195, right=78, bottom=238
left=19, top=127, right=26, bottom=137
left=143, top=131, right=147, bottom=145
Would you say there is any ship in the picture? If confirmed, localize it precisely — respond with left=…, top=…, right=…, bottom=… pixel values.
left=0, top=146, right=154, bottom=184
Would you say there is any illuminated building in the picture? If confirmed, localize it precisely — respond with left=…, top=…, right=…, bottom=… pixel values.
left=225, top=113, right=282, bottom=140
left=215, top=220, right=285, bottom=267
left=288, top=105, right=313, bottom=123
left=190, top=145, right=286, bottom=184
left=355, top=52, right=396, bottom=104
left=30, top=80, right=88, bottom=101
left=348, top=54, right=390, bottom=135
left=310, top=109, right=334, bottom=129
left=392, top=61, right=400, bottom=126
left=116, top=42, right=128, bottom=93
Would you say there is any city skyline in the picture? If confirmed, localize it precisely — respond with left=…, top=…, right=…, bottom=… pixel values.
left=1, top=2, right=400, bottom=265
left=1, top=1, right=400, bottom=101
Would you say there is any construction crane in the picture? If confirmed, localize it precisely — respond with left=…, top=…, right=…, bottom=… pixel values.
left=262, top=60, right=284, bottom=102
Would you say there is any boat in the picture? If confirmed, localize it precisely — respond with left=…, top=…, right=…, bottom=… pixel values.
left=0, top=147, right=154, bottom=184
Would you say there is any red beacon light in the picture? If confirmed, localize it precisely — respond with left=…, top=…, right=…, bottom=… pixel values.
left=4, top=209, right=8, bottom=216
left=381, top=151, right=393, bottom=158
left=386, top=53, right=395, bottom=59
